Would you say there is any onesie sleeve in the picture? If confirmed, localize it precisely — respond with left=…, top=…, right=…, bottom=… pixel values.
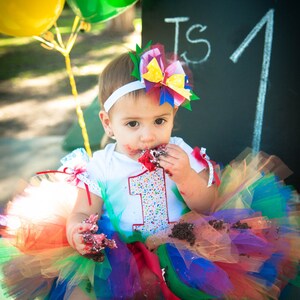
left=170, top=137, right=206, bottom=173
left=84, top=152, right=107, bottom=198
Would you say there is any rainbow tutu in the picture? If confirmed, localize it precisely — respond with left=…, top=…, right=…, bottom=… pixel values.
left=0, top=149, right=299, bottom=299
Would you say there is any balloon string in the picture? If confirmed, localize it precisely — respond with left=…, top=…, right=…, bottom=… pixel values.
left=33, top=35, right=64, bottom=52
left=64, top=53, right=92, bottom=157
left=33, top=17, right=92, bottom=157
left=54, top=22, right=65, bottom=49
left=67, top=16, right=81, bottom=53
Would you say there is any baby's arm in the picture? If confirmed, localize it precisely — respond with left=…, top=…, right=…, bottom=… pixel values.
left=158, top=144, right=217, bottom=213
left=66, top=188, right=103, bottom=254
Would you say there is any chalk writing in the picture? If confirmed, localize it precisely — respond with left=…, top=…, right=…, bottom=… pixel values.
left=165, top=17, right=211, bottom=64
left=230, top=9, right=274, bottom=152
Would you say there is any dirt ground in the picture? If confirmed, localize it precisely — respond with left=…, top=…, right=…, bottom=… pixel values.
left=0, top=31, right=141, bottom=139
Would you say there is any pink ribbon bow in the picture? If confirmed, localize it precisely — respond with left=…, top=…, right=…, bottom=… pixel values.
left=139, top=46, right=195, bottom=108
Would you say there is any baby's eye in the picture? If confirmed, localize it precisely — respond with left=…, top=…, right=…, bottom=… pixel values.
left=155, top=118, right=166, bottom=125
left=126, top=121, right=139, bottom=128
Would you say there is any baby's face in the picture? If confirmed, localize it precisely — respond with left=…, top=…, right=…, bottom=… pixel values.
left=107, top=94, right=177, bottom=160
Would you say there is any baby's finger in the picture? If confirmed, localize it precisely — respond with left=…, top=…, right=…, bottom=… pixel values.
left=77, top=243, right=92, bottom=255
left=165, top=144, right=182, bottom=153
left=165, top=144, right=187, bottom=158
left=70, top=231, right=85, bottom=252
left=77, top=222, right=98, bottom=234
left=158, top=156, right=176, bottom=167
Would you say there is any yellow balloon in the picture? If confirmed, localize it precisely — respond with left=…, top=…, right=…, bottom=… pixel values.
left=0, top=0, right=65, bottom=37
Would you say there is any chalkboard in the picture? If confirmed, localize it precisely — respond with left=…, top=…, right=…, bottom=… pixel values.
left=142, top=0, right=300, bottom=191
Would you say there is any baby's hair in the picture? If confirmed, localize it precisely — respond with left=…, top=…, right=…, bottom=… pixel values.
left=98, top=51, right=144, bottom=112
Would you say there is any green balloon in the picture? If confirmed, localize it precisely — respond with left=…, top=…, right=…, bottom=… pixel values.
left=67, top=0, right=137, bottom=23
left=107, top=0, right=137, bottom=8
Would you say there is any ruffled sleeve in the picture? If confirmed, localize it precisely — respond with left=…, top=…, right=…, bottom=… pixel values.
left=59, top=148, right=102, bottom=197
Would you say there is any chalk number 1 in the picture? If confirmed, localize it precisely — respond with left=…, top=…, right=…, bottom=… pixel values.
left=230, top=9, right=274, bottom=152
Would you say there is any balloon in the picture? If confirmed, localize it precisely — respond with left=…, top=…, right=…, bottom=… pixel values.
left=0, top=0, right=65, bottom=37
left=67, top=0, right=138, bottom=23
left=107, top=0, right=137, bottom=8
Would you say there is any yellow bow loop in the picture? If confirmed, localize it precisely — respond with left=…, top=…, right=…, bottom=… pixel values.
left=142, top=58, right=164, bottom=83
left=142, top=58, right=192, bottom=100
left=166, top=74, right=191, bottom=99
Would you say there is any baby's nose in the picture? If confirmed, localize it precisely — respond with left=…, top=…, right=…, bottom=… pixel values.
left=140, top=127, right=155, bottom=143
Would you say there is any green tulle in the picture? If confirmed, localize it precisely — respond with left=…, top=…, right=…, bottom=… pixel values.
left=0, top=239, right=21, bottom=264
left=0, top=240, right=17, bottom=300
left=249, top=174, right=289, bottom=219
left=289, top=264, right=300, bottom=287
left=53, top=252, right=112, bottom=287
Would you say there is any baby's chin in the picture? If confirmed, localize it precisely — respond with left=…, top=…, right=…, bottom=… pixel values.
left=131, top=148, right=146, bottom=157
left=118, top=144, right=141, bottom=159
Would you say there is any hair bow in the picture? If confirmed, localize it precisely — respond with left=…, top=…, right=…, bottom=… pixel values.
left=130, top=42, right=199, bottom=110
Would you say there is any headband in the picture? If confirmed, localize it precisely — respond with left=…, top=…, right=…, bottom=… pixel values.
left=103, top=42, right=199, bottom=112
left=104, top=81, right=145, bottom=112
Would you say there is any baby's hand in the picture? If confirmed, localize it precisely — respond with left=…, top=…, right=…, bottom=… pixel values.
left=70, top=215, right=99, bottom=255
left=71, top=214, right=117, bottom=262
left=158, top=144, right=193, bottom=183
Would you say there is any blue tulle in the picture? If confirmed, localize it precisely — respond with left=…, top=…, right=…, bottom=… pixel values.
left=165, top=243, right=232, bottom=297
left=47, top=278, right=68, bottom=300
left=250, top=253, right=282, bottom=287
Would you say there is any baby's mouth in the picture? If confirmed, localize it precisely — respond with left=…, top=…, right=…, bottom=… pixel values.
left=138, top=145, right=167, bottom=171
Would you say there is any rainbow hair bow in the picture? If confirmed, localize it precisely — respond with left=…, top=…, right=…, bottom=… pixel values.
left=130, top=42, right=199, bottom=110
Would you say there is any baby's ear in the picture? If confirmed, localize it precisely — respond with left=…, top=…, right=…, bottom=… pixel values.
left=99, top=110, right=111, bottom=131
left=173, top=106, right=179, bottom=116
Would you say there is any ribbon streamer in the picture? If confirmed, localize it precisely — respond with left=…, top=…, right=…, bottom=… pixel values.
left=192, top=147, right=220, bottom=187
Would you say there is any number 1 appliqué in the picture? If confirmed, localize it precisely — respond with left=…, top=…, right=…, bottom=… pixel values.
left=129, top=168, right=171, bottom=235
